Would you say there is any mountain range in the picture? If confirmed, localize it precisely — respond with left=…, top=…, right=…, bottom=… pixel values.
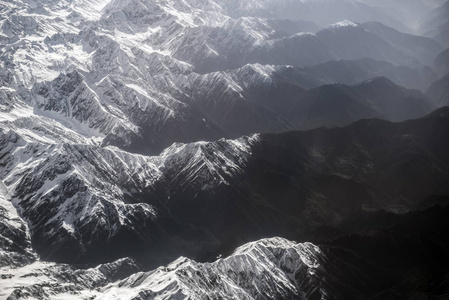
left=3, top=106, right=449, bottom=299
left=1, top=0, right=449, bottom=299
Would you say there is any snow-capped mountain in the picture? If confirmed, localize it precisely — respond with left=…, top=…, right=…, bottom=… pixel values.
left=3, top=106, right=449, bottom=269
left=98, top=238, right=327, bottom=300
left=1, top=119, right=259, bottom=264
left=2, top=0, right=449, bottom=299
left=0, top=237, right=367, bottom=299
left=1, top=0, right=444, bottom=153
left=4, top=203, right=449, bottom=299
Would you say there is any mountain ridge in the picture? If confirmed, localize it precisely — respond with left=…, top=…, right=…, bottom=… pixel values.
left=2, top=0, right=449, bottom=298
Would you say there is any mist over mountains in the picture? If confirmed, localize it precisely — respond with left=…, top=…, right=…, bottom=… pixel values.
left=1, top=0, right=449, bottom=299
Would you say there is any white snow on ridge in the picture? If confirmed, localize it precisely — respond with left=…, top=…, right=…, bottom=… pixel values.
left=0, top=98, right=101, bottom=145
left=95, top=237, right=323, bottom=300
left=32, top=106, right=105, bottom=140
left=0, top=182, right=24, bottom=242
left=324, top=20, right=358, bottom=30
left=0, top=261, right=54, bottom=299
left=1, top=0, right=332, bottom=151
left=0, top=237, right=322, bottom=300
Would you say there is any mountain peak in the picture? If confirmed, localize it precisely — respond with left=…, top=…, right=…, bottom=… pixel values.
left=358, top=76, right=397, bottom=87
left=324, top=20, right=358, bottom=31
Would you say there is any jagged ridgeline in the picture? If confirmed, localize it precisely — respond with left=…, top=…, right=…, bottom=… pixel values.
left=1, top=0, right=449, bottom=299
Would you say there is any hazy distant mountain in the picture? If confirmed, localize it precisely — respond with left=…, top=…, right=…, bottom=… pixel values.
left=171, top=67, right=433, bottom=136
left=315, top=21, right=443, bottom=68
left=419, top=0, right=449, bottom=47
left=359, top=21, right=443, bottom=65
left=433, top=48, right=449, bottom=77
left=302, top=58, right=435, bottom=90
left=289, top=77, right=432, bottom=129
left=360, top=0, right=446, bottom=32
left=225, top=0, right=411, bottom=32
left=427, top=73, right=449, bottom=106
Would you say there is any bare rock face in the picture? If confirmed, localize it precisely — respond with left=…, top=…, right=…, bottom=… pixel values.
left=0, top=182, right=36, bottom=268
